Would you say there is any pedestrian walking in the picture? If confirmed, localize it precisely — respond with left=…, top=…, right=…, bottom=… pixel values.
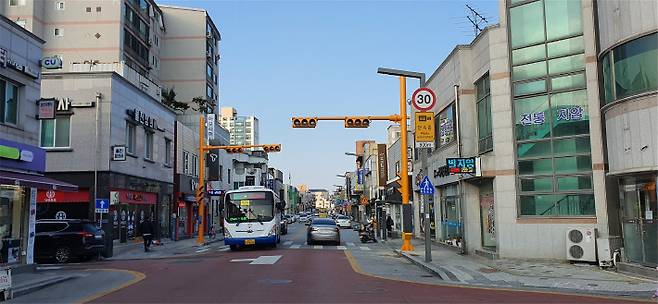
left=140, top=217, right=153, bottom=252
left=386, top=215, right=394, bottom=237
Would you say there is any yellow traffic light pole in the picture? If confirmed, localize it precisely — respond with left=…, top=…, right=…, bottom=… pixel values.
left=290, top=76, right=414, bottom=252
left=196, top=115, right=282, bottom=245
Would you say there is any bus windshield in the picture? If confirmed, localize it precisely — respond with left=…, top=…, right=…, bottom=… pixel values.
left=225, top=191, right=275, bottom=223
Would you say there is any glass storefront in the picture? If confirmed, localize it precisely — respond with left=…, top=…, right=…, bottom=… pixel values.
left=509, top=0, right=594, bottom=217
left=620, top=175, right=657, bottom=267
left=0, top=185, right=25, bottom=265
left=439, top=184, right=461, bottom=246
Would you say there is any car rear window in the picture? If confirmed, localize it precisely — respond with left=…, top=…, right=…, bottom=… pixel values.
left=83, top=223, right=100, bottom=233
left=338, top=216, right=349, bottom=219
left=36, top=223, right=68, bottom=233
left=312, top=219, right=336, bottom=225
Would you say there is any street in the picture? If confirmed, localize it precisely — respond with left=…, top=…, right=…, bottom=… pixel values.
left=12, top=222, right=650, bottom=304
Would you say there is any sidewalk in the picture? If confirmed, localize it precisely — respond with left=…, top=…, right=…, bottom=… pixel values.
left=108, top=235, right=225, bottom=260
left=382, top=238, right=657, bottom=299
left=6, top=270, right=81, bottom=300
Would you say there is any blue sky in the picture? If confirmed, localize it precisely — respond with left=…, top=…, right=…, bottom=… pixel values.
left=159, top=0, right=499, bottom=190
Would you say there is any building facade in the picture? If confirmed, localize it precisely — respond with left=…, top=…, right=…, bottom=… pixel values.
left=0, top=14, right=77, bottom=268
left=596, top=0, right=657, bottom=268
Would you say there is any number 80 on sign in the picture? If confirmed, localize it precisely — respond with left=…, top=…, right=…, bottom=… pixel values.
left=412, top=87, right=436, bottom=112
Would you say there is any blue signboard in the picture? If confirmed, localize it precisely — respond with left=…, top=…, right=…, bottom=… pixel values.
left=95, top=199, right=109, bottom=214
left=357, top=169, right=364, bottom=185
left=207, top=189, right=224, bottom=196
left=419, top=176, right=434, bottom=195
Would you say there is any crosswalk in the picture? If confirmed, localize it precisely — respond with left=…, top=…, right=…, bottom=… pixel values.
left=283, top=243, right=372, bottom=251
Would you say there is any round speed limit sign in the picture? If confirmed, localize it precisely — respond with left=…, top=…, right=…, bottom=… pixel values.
left=412, top=87, right=436, bottom=112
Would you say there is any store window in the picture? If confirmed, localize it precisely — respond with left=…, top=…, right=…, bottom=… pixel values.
left=0, top=80, right=19, bottom=125
left=436, top=103, right=456, bottom=147
left=191, top=154, right=198, bottom=176
left=40, top=117, right=71, bottom=148
left=126, top=122, right=137, bottom=154
left=601, top=32, right=658, bottom=104
left=0, top=185, right=25, bottom=264
left=183, top=151, right=190, bottom=174
left=476, top=74, right=493, bottom=153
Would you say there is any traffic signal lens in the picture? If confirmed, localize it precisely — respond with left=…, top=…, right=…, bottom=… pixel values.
left=363, top=119, right=370, bottom=127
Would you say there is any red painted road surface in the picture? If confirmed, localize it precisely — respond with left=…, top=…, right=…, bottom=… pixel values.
left=91, top=249, right=645, bottom=303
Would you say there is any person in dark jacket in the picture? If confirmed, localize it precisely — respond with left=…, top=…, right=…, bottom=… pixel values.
left=386, top=215, right=394, bottom=237
left=140, top=218, right=153, bottom=252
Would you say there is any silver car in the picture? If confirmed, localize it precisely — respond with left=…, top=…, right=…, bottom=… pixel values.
left=307, top=218, right=340, bottom=245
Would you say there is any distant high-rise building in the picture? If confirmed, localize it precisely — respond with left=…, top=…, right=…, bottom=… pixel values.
left=219, top=106, right=259, bottom=146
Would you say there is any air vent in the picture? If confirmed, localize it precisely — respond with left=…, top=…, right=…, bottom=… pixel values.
left=569, top=229, right=583, bottom=243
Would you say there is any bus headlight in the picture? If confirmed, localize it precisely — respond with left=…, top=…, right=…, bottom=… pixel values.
left=267, top=226, right=277, bottom=237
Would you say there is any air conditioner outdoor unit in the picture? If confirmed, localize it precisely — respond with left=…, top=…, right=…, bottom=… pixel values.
left=566, top=227, right=597, bottom=262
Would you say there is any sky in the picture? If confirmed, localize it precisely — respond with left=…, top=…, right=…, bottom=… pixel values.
left=159, top=0, right=499, bottom=190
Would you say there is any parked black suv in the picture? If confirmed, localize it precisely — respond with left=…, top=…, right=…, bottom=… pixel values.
left=35, top=219, right=105, bottom=263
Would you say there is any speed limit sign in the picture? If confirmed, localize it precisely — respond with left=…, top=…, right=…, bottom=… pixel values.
left=412, top=87, right=436, bottom=112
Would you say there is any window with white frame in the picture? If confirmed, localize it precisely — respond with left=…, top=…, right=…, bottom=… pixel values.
left=144, top=130, right=153, bottom=160
left=191, top=154, right=198, bottom=176
left=40, top=117, right=71, bottom=148
left=55, top=1, right=64, bottom=10
left=183, top=151, right=190, bottom=174
left=54, top=28, right=63, bottom=37
left=0, top=79, right=19, bottom=125
left=126, top=122, right=137, bottom=154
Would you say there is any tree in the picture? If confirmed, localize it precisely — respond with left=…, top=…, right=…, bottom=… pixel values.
left=191, top=97, right=215, bottom=114
left=161, top=88, right=189, bottom=112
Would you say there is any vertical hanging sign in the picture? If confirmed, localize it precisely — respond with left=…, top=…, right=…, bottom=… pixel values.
left=27, top=187, right=37, bottom=264
left=206, top=114, right=215, bottom=145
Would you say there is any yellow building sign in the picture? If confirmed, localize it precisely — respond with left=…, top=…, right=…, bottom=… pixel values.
left=415, top=112, right=435, bottom=148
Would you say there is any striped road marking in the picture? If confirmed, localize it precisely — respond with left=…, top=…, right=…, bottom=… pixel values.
left=313, top=245, right=323, bottom=249
left=290, top=244, right=301, bottom=249
left=359, top=246, right=371, bottom=251
left=250, top=255, right=282, bottom=265
left=336, top=246, right=347, bottom=250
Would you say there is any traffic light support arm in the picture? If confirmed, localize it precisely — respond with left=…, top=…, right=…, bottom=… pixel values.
left=313, top=115, right=401, bottom=122
left=201, top=144, right=282, bottom=151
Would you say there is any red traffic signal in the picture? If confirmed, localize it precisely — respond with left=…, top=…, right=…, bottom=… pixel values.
left=344, top=117, right=370, bottom=128
left=262, top=144, right=281, bottom=153
left=292, top=117, right=317, bottom=128
left=225, top=147, right=244, bottom=153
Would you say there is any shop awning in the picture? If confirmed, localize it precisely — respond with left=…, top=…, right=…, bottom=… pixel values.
left=0, top=171, right=78, bottom=192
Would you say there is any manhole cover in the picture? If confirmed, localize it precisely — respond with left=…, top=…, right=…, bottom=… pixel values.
left=478, top=268, right=499, bottom=273
left=259, top=279, right=292, bottom=285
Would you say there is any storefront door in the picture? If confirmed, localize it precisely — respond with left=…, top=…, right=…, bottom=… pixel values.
left=620, top=176, right=657, bottom=267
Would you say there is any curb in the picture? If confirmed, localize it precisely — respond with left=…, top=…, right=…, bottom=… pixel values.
left=13, top=275, right=79, bottom=298
left=395, top=250, right=445, bottom=280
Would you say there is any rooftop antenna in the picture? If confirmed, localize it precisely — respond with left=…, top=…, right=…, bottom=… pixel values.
left=466, top=4, right=488, bottom=37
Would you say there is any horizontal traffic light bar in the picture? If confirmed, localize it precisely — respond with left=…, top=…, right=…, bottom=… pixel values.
left=292, top=115, right=401, bottom=128
left=201, top=144, right=282, bottom=152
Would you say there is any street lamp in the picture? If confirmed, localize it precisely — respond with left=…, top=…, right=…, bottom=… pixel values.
left=377, top=67, right=426, bottom=252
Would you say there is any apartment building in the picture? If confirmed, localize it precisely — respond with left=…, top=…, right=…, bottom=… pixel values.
left=159, top=4, right=220, bottom=131
left=219, top=106, right=259, bottom=146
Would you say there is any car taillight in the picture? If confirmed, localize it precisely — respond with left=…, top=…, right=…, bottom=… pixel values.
left=80, top=232, right=94, bottom=238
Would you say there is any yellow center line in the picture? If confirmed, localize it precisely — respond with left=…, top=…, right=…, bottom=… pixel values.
left=74, top=268, right=146, bottom=304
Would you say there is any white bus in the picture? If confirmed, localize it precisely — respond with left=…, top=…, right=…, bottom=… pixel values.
left=223, top=186, right=284, bottom=250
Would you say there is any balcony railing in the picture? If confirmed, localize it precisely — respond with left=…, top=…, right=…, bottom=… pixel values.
left=69, top=62, right=162, bottom=101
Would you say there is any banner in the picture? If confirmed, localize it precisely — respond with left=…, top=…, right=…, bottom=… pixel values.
left=377, top=144, right=388, bottom=187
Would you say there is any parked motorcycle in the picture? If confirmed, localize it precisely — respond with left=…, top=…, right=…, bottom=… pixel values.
left=359, top=224, right=377, bottom=243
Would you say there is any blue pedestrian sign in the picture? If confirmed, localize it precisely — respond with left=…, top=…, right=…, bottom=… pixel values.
left=95, top=199, right=109, bottom=214
left=419, top=176, right=434, bottom=195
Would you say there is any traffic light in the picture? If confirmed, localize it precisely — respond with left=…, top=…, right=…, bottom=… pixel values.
left=344, top=117, right=370, bottom=128
left=292, top=117, right=317, bottom=128
left=225, top=147, right=244, bottom=153
left=262, top=144, right=281, bottom=153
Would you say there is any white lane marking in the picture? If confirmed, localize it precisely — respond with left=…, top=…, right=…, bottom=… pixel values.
left=196, top=248, right=210, bottom=253
left=250, top=255, right=282, bottom=265
left=336, top=246, right=347, bottom=250
left=37, top=266, right=63, bottom=270
left=218, top=247, right=231, bottom=252
left=347, top=242, right=356, bottom=247
left=359, top=246, right=371, bottom=251
left=313, top=245, right=323, bottom=249
left=283, top=241, right=293, bottom=246
left=230, top=258, right=256, bottom=263
left=290, top=244, right=301, bottom=249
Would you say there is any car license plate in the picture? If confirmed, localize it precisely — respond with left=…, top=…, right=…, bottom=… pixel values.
left=244, top=239, right=255, bottom=245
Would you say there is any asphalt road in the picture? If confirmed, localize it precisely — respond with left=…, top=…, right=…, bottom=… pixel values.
left=79, top=222, right=645, bottom=303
